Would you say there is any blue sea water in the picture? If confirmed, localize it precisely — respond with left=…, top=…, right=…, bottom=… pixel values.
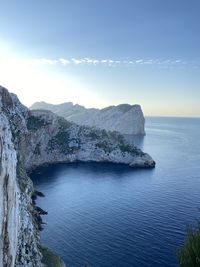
left=30, top=117, right=200, bottom=267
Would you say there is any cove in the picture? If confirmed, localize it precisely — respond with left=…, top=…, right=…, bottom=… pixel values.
left=30, top=117, right=200, bottom=267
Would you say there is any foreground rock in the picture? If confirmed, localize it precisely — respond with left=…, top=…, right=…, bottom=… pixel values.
left=0, top=85, right=155, bottom=266
left=31, top=101, right=146, bottom=135
left=0, top=106, right=44, bottom=266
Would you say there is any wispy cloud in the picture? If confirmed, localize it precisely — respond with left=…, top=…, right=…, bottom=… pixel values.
left=30, top=57, right=191, bottom=67
left=59, top=58, right=70, bottom=65
left=0, top=54, right=199, bottom=69
left=71, top=58, right=83, bottom=65
left=135, top=59, right=143, bottom=64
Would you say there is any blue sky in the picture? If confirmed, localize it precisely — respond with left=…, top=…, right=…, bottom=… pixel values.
left=0, top=0, right=199, bottom=116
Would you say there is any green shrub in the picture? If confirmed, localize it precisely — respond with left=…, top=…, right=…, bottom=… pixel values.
left=27, top=116, right=47, bottom=131
left=58, top=117, right=72, bottom=130
left=108, top=130, right=142, bottom=156
left=47, top=131, right=79, bottom=154
left=39, top=245, right=66, bottom=267
left=118, top=143, right=141, bottom=156
left=96, top=141, right=112, bottom=153
left=101, top=129, right=108, bottom=138
left=177, top=222, right=200, bottom=267
left=16, top=161, right=32, bottom=193
left=33, top=143, right=41, bottom=155
left=85, top=130, right=99, bottom=140
left=109, top=131, right=124, bottom=143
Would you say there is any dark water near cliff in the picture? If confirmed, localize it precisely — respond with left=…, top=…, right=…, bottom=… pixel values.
left=30, top=117, right=200, bottom=267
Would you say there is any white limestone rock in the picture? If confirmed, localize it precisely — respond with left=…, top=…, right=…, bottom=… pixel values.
left=0, top=112, right=19, bottom=267
left=31, top=102, right=146, bottom=135
left=0, top=86, right=67, bottom=267
left=0, top=112, right=44, bottom=267
left=17, top=110, right=154, bottom=171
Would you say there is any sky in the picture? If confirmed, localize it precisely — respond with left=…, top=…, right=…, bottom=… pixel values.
left=0, top=0, right=200, bottom=116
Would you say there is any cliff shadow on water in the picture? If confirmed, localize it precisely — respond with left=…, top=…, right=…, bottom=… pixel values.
left=30, top=161, right=155, bottom=184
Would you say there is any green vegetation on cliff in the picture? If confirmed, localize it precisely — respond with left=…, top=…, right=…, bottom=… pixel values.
left=40, top=246, right=66, bottom=267
left=16, top=160, right=33, bottom=193
left=27, top=116, right=48, bottom=131
left=33, top=143, right=41, bottom=155
left=47, top=130, right=80, bottom=154
left=177, top=221, right=200, bottom=267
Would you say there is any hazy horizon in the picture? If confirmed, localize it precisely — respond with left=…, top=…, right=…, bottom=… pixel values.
left=0, top=0, right=199, bottom=117
left=28, top=97, right=200, bottom=118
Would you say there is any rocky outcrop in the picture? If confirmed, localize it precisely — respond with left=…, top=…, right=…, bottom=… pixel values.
left=19, top=109, right=154, bottom=170
left=0, top=85, right=155, bottom=170
left=0, top=86, right=66, bottom=267
left=0, top=112, right=19, bottom=267
left=0, top=107, right=44, bottom=266
left=31, top=101, right=146, bottom=135
left=0, top=87, right=154, bottom=170
left=0, top=85, right=155, bottom=266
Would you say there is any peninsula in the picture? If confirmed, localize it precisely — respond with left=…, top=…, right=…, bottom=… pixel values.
left=31, top=101, right=145, bottom=136
left=0, top=85, right=155, bottom=266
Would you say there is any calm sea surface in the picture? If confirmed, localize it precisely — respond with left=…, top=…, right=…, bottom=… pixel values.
left=30, top=117, right=200, bottom=267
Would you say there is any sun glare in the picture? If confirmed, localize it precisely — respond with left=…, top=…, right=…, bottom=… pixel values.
left=0, top=46, right=105, bottom=108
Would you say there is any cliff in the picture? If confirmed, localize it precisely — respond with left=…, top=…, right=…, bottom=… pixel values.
left=31, top=101, right=146, bottom=135
left=0, top=85, right=155, bottom=266
left=0, top=101, right=44, bottom=266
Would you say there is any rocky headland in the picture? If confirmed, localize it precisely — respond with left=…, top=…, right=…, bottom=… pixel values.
left=31, top=101, right=146, bottom=135
left=0, top=85, right=155, bottom=266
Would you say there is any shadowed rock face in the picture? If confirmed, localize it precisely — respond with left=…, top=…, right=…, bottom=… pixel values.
left=31, top=101, right=146, bottom=135
left=0, top=87, right=45, bottom=266
left=0, top=113, right=19, bottom=267
left=0, top=85, right=155, bottom=266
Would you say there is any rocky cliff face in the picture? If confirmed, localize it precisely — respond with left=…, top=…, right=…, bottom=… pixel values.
left=0, top=86, right=155, bottom=266
left=31, top=101, right=146, bottom=135
left=0, top=112, right=19, bottom=267
left=0, top=99, right=44, bottom=266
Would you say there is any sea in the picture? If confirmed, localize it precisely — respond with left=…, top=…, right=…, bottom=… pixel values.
left=30, top=116, right=200, bottom=267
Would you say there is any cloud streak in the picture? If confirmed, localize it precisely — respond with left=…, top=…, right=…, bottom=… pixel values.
left=27, top=57, right=193, bottom=67
left=0, top=54, right=199, bottom=69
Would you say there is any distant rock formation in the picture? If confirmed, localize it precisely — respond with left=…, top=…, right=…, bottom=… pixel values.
left=30, top=102, right=145, bottom=135
left=0, top=85, right=154, bottom=266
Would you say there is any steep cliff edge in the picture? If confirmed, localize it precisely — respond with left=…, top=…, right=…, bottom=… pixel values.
left=0, top=108, right=44, bottom=266
left=31, top=101, right=146, bottom=135
left=0, top=112, right=19, bottom=266
left=0, top=86, right=155, bottom=266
